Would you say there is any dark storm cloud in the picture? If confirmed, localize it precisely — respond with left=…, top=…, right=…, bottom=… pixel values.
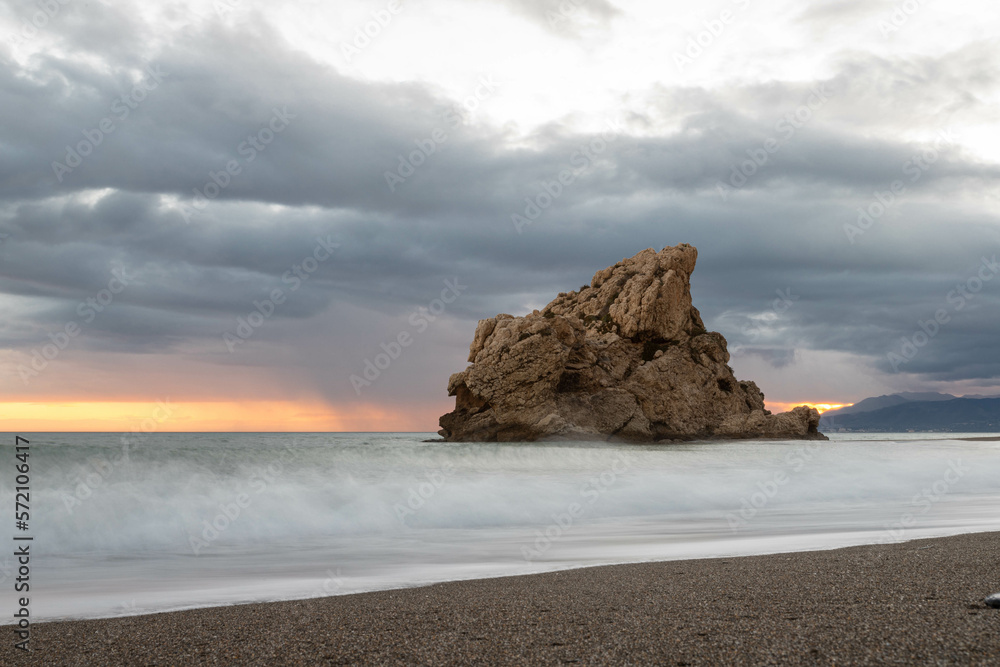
left=3, top=73, right=987, bottom=234
left=3, top=20, right=995, bottom=212
left=1, top=4, right=999, bottom=402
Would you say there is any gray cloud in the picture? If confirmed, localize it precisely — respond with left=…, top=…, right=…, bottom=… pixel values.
left=1, top=1, right=999, bottom=407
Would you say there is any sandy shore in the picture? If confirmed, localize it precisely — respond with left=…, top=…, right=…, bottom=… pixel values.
left=10, top=531, right=1000, bottom=666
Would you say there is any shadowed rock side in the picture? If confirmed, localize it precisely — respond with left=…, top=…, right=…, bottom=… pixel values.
left=439, top=244, right=826, bottom=442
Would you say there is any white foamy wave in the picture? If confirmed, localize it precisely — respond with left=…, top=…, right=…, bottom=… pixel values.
left=1, top=433, right=996, bottom=555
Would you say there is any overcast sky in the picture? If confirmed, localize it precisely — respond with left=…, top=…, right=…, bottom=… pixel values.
left=1, top=0, right=999, bottom=430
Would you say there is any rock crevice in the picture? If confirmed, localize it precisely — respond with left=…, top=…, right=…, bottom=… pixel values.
left=439, top=244, right=825, bottom=442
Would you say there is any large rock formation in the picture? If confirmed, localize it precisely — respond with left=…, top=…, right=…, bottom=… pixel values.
left=439, top=244, right=825, bottom=442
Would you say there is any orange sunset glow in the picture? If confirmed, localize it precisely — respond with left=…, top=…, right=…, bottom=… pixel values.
left=0, top=401, right=446, bottom=432
left=765, top=401, right=853, bottom=415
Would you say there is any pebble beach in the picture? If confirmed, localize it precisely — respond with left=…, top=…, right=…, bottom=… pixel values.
left=9, top=530, right=1000, bottom=666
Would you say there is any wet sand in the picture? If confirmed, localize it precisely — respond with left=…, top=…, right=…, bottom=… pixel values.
left=11, top=531, right=1000, bottom=665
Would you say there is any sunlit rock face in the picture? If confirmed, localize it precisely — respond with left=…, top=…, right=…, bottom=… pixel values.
left=439, top=244, right=825, bottom=442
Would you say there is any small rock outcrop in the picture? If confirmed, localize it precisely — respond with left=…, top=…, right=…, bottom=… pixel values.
left=439, top=244, right=826, bottom=442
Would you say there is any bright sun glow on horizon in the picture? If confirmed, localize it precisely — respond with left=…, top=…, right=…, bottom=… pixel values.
left=766, top=402, right=854, bottom=415
left=0, top=401, right=445, bottom=432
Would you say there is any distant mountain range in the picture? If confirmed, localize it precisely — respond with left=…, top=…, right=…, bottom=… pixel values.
left=820, top=393, right=1000, bottom=432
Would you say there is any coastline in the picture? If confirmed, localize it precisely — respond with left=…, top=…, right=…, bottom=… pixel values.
left=13, top=531, right=1000, bottom=665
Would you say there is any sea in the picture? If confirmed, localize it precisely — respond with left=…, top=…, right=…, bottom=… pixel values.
left=1, top=432, right=998, bottom=623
